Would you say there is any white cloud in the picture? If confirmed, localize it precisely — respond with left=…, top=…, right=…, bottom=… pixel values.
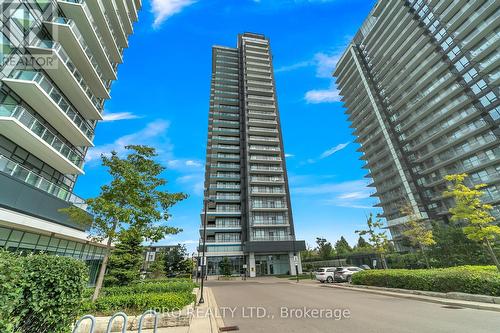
left=305, top=82, right=341, bottom=103
left=293, top=179, right=376, bottom=209
left=151, top=0, right=196, bottom=28
left=102, top=112, right=141, bottom=122
left=285, top=153, right=295, bottom=158
left=304, top=48, right=345, bottom=103
left=86, top=120, right=171, bottom=162
left=320, top=142, right=349, bottom=159
left=314, top=52, right=341, bottom=78
left=86, top=120, right=204, bottom=197
left=275, top=60, right=312, bottom=73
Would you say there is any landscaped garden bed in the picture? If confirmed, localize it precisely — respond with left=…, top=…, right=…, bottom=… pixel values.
left=351, top=266, right=500, bottom=296
left=83, top=279, right=197, bottom=316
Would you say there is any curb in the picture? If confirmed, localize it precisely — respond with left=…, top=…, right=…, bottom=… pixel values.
left=322, top=284, right=500, bottom=313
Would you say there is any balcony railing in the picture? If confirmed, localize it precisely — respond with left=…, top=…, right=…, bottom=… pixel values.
left=0, top=154, right=86, bottom=208
left=0, top=104, right=84, bottom=167
left=9, top=70, right=94, bottom=141
left=32, top=39, right=103, bottom=110
left=51, top=17, right=107, bottom=84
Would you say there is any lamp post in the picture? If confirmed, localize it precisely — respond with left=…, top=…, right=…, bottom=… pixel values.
left=199, top=197, right=213, bottom=304
left=290, top=232, right=299, bottom=283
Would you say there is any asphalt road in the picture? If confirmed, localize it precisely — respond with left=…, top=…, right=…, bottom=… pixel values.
left=207, top=278, right=500, bottom=333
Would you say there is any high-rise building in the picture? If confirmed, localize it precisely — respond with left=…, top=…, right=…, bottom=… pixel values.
left=200, top=33, right=305, bottom=277
left=0, top=0, right=140, bottom=283
left=334, top=0, right=499, bottom=250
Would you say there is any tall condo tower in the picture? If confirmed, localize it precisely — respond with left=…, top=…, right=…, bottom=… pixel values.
left=334, top=0, right=499, bottom=251
left=0, top=0, right=141, bottom=283
left=201, top=33, right=305, bottom=277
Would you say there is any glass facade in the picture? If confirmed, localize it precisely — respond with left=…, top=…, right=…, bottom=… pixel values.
left=0, top=0, right=140, bottom=280
left=334, top=0, right=499, bottom=251
left=0, top=226, right=105, bottom=285
left=200, top=34, right=304, bottom=275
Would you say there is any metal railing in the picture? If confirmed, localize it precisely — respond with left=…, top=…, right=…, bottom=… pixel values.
left=0, top=104, right=84, bottom=167
left=9, top=69, right=95, bottom=140
left=0, top=154, right=87, bottom=208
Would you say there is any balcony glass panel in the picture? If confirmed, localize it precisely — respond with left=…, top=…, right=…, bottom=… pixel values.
left=9, top=70, right=94, bottom=141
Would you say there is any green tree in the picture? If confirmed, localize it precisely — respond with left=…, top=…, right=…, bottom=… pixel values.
left=61, top=145, right=187, bottom=301
left=104, top=228, right=144, bottom=286
left=400, top=203, right=435, bottom=269
left=316, top=237, right=334, bottom=260
left=427, top=223, right=494, bottom=267
left=356, top=214, right=390, bottom=269
left=335, top=236, right=352, bottom=256
left=356, top=236, right=370, bottom=249
left=300, top=243, right=318, bottom=262
left=444, top=173, right=500, bottom=272
left=219, top=257, right=232, bottom=276
left=164, top=244, right=191, bottom=275
left=148, top=251, right=166, bottom=279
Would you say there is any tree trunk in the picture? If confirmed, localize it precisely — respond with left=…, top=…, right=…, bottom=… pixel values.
left=484, top=238, right=500, bottom=273
left=420, top=244, right=431, bottom=269
left=380, top=252, right=388, bottom=269
left=92, top=237, right=113, bottom=302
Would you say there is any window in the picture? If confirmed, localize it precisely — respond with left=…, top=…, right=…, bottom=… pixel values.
left=12, top=7, right=35, bottom=31
left=489, top=107, right=500, bottom=120
left=0, top=34, right=13, bottom=63
left=471, top=80, right=487, bottom=95
left=454, top=57, right=469, bottom=72
left=480, top=92, right=498, bottom=107
left=463, top=68, right=478, bottom=83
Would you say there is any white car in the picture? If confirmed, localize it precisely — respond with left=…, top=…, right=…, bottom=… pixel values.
left=334, top=266, right=364, bottom=283
left=315, top=267, right=337, bottom=283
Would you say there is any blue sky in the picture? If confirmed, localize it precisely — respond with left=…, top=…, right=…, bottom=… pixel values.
left=75, top=0, right=381, bottom=253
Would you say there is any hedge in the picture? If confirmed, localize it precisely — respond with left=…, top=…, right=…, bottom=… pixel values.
left=84, top=292, right=195, bottom=316
left=82, top=278, right=197, bottom=316
left=351, top=266, right=500, bottom=296
left=135, top=277, right=193, bottom=284
left=0, top=251, right=89, bottom=333
left=102, top=280, right=196, bottom=296
left=0, top=252, right=24, bottom=332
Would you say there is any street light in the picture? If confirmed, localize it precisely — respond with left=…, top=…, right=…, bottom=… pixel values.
left=290, top=231, right=299, bottom=283
left=199, top=196, right=214, bottom=304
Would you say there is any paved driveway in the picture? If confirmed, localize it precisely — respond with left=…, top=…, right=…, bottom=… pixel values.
left=208, top=278, right=500, bottom=333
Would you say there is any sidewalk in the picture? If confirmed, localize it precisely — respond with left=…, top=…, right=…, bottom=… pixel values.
left=188, top=287, right=222, bottom=333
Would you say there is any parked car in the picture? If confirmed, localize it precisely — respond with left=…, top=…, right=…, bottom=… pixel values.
left=315, top=267, right=337, bottom=283
left=334, top=266, right=364, bottom=283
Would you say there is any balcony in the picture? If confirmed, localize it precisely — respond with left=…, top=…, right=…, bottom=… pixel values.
left=114, top=0, right=133, bottom=34
left=125, top=0, right=139, bottom=22
left=102, top=0, right=128, bottom=47
left=0, top=154, right=86, bottom=207
left=27, top=39, right=105, bottom=118
left=0, top=104, right=84, bottom=174
left=3, top=70, right=94, bottom=147
left=85, top=0, right=123, bottom=62
left=44, top=17, right=108, bottom=98
left=57, top=0, right=116, bottom=80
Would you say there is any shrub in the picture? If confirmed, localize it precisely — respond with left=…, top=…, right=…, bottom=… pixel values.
left=102, top=280, right=196, bottom=296
left=18, top=254, right=89, bottom=333
left=0, top=252, right=89, bottom=333
left=88, top=292, right=195, bottom=315
left=136, top=277, right=193, bottom=284
left=352, top=266, right=500, bottom=296
left=0, top=252, right=24, bottom=332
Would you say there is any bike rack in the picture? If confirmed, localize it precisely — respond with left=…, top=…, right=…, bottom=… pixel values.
left=105, top=312, right=128, bottom=333
left=138, top=310, right=158, bottom=332
left=72, top=315, right=96, bottom=333
left=72, top=310, right=158, bottom=333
